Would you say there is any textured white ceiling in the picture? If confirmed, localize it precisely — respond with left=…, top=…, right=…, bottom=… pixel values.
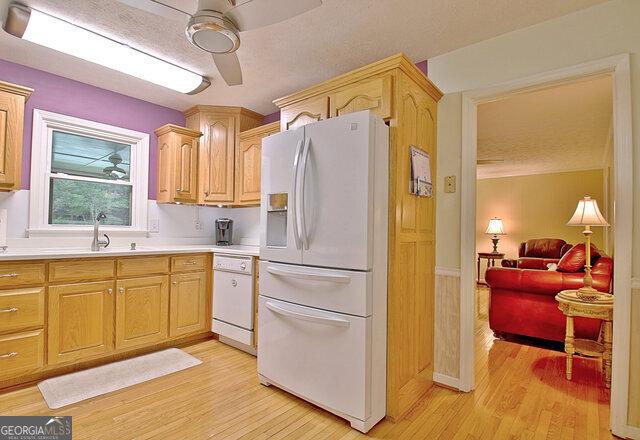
left=477, top=75, right=613, bottom=179
left=0, top=0, right=608, bottom=115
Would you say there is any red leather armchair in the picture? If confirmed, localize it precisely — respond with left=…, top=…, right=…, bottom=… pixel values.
left=502, top=238, right=573, bottom=270
left=486, top=254, right=613, bottom=342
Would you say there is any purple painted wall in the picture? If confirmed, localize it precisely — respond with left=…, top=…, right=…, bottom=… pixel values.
left=261, top=59, right=428, bottom=124
left=0, top=59, right=185, bottom=199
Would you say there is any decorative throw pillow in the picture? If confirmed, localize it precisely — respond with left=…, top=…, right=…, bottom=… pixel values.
left=557, top=243, right=600, bottom=273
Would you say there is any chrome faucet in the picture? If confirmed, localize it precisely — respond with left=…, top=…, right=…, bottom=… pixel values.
left=91, top=212, right=110, bottom=252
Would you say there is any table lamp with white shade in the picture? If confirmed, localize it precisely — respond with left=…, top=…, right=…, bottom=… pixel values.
left=485, top=217, right=506, bottom=253
left=567, top=195, right=610, bottom=300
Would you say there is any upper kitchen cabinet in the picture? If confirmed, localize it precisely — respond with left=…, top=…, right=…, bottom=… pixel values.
left=273, top=53, right=443, bottom=422
left=0, top=81, right=33, bottom=191
left=183, top=106, right=263, bottom=205
left=155, top=124, right=202, bottom=204
left=278, top=95, right=328, bottom=131
left=236, top=122, right=280, bottom=206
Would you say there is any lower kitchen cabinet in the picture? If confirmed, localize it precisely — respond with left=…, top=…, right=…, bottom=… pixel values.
left=116, top=276, right=169, bottom=350
left=47, top=281, right=115, bottom=365
left=170, top=271, right=207, bottom=337
left=0, top=330, right=44, bottom=379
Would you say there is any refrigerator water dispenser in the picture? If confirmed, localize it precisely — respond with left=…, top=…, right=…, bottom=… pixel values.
left=266, top=193, right=288, bottom=247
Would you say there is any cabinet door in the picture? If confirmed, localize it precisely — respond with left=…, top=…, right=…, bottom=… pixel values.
left=235, top=135, right=262, bottom=205
left=174, top=134, right=198, bottom=203
left=329, top=75, right=392, bottom=120
left=48, top=281, right=114, bottom=365
left=169, top=272, right=207, bottom=337
left=199, top=115, right=236, bottom=204
left=156, top=133, right=173, bottom=203
left=280, top=96, right=329, bottom=131
left=116, top=276, right=169, bottom=350
left=0, top=90, right=26, bottom=191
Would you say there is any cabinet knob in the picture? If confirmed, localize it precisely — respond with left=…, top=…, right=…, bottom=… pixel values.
left=231, top=279, right=237, bottom=287
left=172, top=281, right=177, bottom=285
left=119, top=287, right=125, bottom=294
left=176, top=187, right=182, bottom=192
left=240, top=262, right=247, bottom=270
left=107, top=288, right=113, bottom=295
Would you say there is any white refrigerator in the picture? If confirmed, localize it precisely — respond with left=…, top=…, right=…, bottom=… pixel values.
left=258, top=110, right=388, bottom=433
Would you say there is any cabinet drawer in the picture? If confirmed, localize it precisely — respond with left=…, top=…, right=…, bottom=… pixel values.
left=0, top=330, right=44, bottom=379
left=49, top=258, right=115, bottom=283
left=117, top=256, right=170, bottom=277
left=0, top=287, right=45, bottom=333
left=0, top=262, right=45, bottom=288
left=171, top=255, right=208, bottom=273
left=329, top=75, right=392, bottom=119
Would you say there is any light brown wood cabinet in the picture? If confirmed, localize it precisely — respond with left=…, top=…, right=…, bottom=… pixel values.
left=116, top=276, right=169, bottom=350
left=236, top=122, right=280, bottom=205
left=0, top=81, right=33, bottom=192
left=155, top=124, right=202, bottom=204
left=184, top=106, right=263, bottom=205
left=47, top=281, right=115, bottom=365
left=170, top=271, right=207, bottom=337
left=273, top=53, right=442, bottom=421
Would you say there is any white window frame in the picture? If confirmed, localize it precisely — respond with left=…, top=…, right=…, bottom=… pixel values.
left=29, top=109, right=149, bottom=237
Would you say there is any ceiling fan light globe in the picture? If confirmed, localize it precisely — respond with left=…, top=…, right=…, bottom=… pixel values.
left=186, top=11, right=240, bottom=54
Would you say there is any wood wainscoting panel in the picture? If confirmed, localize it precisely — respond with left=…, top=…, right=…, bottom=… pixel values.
left=434, top=270, right=461, bottom=379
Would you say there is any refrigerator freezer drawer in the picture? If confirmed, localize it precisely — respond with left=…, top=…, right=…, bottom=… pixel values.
left=257, top=296, right=371, bottom=421
left=259, top=261, right=372, bottom=316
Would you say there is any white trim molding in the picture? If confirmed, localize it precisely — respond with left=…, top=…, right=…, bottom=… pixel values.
left=432, top=372, right=461, bottom=390
left=29, top=109, right=150, bottom=237
left=459, top=54, right=633, bottom=437
left=435, top=266, right=461, bottom=277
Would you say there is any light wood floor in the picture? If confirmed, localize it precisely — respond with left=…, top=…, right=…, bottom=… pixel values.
left=0, top=289, right=614, bottom=439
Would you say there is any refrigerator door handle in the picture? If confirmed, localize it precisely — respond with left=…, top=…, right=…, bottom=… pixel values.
left=265, top=301, right=351, bottom=327
left=300, top=137, right=312, bottom=250
left=266, top=266, right=351, bottom=284
left=291, top=139, right=304, bottom=250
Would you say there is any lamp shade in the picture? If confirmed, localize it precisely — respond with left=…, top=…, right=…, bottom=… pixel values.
left=485, top=218, right=506, bottom=235
left=567, top=195, right=609, bottom=226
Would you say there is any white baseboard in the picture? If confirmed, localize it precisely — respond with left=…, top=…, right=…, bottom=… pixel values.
left=432, top=372, right=461, bottom=390
left=624, top=424, right=640, bottom=440
left=435, top=266, right=461, bottom=277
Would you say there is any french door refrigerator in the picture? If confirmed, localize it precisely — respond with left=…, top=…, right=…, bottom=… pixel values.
left=258, top=110, right=388, bottom=433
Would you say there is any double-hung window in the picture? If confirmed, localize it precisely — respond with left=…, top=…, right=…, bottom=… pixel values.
left=29, top=110, right=149, bottom=235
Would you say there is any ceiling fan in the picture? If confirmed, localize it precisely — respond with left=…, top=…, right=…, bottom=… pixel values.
left=117, top=0, right=323, bottom=86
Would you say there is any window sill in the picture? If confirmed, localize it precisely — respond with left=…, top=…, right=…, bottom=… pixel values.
left=27, top=228, right=150, bottom=238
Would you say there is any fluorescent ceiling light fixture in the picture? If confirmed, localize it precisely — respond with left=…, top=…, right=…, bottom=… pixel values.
left=3, top=3, right=210, bottom=94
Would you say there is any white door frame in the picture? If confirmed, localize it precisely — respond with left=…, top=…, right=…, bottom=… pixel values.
left=459, top=54, right=633, bottom=438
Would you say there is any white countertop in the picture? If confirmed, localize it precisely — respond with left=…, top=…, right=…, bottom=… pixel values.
left=0, top=244, right=259, bottom=261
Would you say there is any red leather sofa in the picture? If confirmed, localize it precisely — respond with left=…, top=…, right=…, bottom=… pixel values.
left=502, top=238, right=573, bottom=270
left=486, top=244, right=613, bottom=343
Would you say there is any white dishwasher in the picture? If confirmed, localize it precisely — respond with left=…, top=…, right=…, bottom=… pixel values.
left=212, top=254, right=254, bottom=350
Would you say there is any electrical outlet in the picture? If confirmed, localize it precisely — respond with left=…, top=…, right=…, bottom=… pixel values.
left=149, top=218, right=160, bottom=233
left=194, top=220, right=204, bottom=231
left=444, top=175, right=456, bottom=193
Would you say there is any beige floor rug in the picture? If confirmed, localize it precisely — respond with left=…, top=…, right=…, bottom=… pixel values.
left=38, top=348, right=202, bottom=409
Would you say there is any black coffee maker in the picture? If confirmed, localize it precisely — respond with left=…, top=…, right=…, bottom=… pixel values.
left=215, top=218, right=233, bottom=246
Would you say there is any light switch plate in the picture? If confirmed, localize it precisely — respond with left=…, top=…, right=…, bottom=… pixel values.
left=444, top=175, right=456, bottom=193
left=149, top=218, right=160, bottom=233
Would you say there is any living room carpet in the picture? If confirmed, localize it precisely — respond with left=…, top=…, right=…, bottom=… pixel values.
left=38, top=348, right=202, bottom=409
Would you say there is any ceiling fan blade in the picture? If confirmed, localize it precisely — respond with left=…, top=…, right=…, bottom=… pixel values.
left=115, top=0, right=197, bottom=20
left=212, top=52, right=243, bottom=86
left=226, top=0, right=322, bottom=32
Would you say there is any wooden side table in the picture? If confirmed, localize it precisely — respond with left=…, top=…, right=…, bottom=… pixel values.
left=477, top=252, right=504, bottom=284
left=555, top=290, right=614, bottom=388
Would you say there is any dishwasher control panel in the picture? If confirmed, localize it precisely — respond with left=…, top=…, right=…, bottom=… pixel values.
left=214, top=254, right=253, bottom=275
